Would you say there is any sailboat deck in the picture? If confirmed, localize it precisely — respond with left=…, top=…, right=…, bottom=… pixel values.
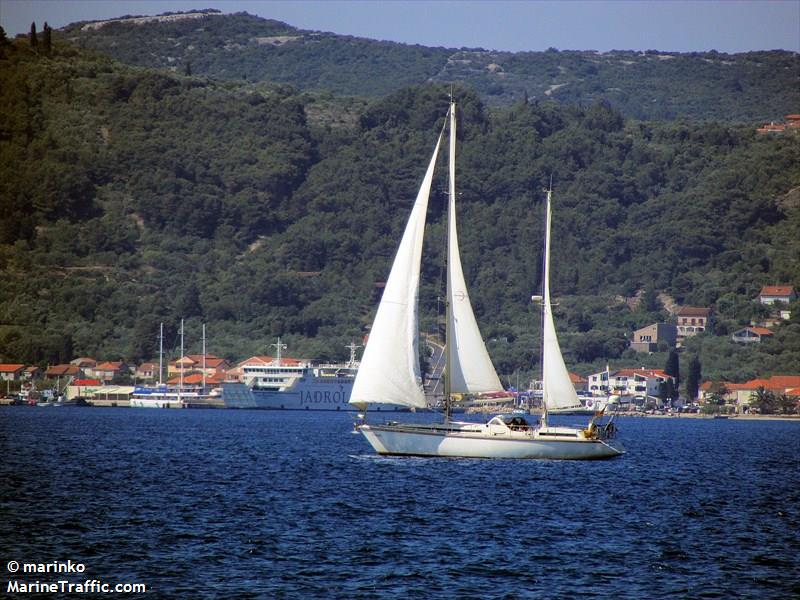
left=372, top=420, right=595, bottom=442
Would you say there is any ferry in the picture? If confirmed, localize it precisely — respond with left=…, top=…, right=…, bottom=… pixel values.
left=221, top=341, right=408, bottom=412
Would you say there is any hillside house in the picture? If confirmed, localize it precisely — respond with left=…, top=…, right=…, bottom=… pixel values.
left=45, top=364, right=81, bottom=379
left=676, top=307, right=711, bottom=344
left=135, top=362, right=158, bottom=381
left=756, top=115, right=800, bottom=134
left=758, top=285, right=796, bottom=305
left=70, top=357, right=97, bottom=369
left=168, top=354, right=230, bottom=376
left=166, top=371, right=227, bottom=389
left=90, top=361, right=128, bottom=383
left=731, top=326, right=774, bottom=344
left=630, top=323, right=677, bottom=353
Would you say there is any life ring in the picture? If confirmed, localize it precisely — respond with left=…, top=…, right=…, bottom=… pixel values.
left=586, top=399, right=594, bottom=409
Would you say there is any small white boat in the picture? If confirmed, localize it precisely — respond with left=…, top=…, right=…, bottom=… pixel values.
left=350, top=97, right=624, bottom=460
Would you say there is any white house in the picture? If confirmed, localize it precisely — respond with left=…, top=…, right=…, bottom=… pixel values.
left=0, top=364, right=25, bottom=382
left=731, top=326, right=774, bottom=344
left=758, top=285, right=796, bottom=305
left=587, top=367, right=675, bottom=398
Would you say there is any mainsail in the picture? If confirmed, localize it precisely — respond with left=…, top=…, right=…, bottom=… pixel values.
left=446, top=104, right=504, bottom=395
left=541, top=191, right=582, bottom=413
left=348, top=130, right=444, bottom=409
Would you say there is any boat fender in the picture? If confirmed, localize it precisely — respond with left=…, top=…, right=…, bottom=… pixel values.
left=583, top=423, right=597, bottom=439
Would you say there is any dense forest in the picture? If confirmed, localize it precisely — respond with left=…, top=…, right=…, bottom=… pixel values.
left=58, top=10, right=799, bottom=122
left=0, top=19, right=799, bottom=391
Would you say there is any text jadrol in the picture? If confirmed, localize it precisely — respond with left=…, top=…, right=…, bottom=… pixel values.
left=299, top=389, right=348, bottom=405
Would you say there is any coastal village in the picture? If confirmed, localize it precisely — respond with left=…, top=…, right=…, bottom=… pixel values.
left=1, top=284, right=797, bottom=416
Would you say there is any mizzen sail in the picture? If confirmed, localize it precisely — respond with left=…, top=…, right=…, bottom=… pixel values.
left=541, top=191, right=582, bottom=412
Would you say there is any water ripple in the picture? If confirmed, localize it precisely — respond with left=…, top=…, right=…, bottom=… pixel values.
left=2, top=409, right=799, bottom=599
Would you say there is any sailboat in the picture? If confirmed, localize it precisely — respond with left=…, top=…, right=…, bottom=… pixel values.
left=349, top=98, right=624, bottom=459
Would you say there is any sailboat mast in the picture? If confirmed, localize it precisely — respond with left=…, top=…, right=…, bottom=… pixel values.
left=444, top=98, right=457, bottom=423
left=158, top=322, right=164, bottom=386
left=541, top=188, right=553, bottom=427
left=178, top=319, right=184, bottom=406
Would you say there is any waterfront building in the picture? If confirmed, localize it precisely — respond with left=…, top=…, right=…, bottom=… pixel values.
left=587, top=367, right=674, bottom=398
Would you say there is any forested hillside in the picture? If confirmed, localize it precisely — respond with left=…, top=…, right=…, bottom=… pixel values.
left=58, top=10, right=799, bottom=122
left=0, top=30, right=798, bottom=386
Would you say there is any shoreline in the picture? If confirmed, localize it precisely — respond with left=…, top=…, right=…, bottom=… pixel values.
left=624, top=412, right=800, bottom=421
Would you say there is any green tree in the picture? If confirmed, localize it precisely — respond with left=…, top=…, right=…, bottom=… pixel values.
left=641, top=285, right=661, bottom=313
left=664, top=349, right=680, bottom=391
left=42, top=22, right=52, bottom=55
left=777, top=393, right=797, bottom=415
left=685, top=355, right=701, bottom=401
left=29, top=22, right=38, bottom=50
left=749, top=386, right=777, bottom=414
left=706, top=381, right=729, bottom=405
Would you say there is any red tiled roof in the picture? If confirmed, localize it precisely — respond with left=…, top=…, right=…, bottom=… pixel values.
left=759, top=286, right=795, bottom=297
left=73, top=379, right=101, bottom=386
left=768, top=375, right=800, bottom=390
left=704, top=377, right=800, bottom=394
left=756, top=124, right=786, bottom=133
left=0, top=363, right=25, bottom=373
left=189, top=353, right=218, bottom=360
left=95, top=361, right=124, bottom=371
left=613, top=368, right=671, bottom=379
left=70, top=357, right=97, bottom=367
left=166, top=372, right=226, bottom=385
left=201, top=357, right=228, bottom=369
left=137, top=363, right=157, bottom=370
left=45, top=364, right=80, bottom=377
left=746, top=327, right=774, bottom=336
left=676, top=307, right=711, bottom=317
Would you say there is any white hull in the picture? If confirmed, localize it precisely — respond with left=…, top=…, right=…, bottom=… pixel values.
left=130, top=399, right=184, bottom=408
left=358, top=420, right=624, bottom=460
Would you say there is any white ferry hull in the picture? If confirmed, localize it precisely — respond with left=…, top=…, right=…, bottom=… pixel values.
left=358, top=423, right=624, bottom=460
left=222, top=382, right=407, bottom=412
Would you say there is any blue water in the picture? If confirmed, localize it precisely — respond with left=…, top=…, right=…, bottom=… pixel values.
left=1, top=408, right=799, bottom=599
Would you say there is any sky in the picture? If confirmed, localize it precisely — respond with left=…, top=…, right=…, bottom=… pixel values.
left=1, top=0, right=798, bottom=53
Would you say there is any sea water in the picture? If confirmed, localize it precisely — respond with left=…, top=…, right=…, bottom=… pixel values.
left=1, top=408, right=798, bottom=599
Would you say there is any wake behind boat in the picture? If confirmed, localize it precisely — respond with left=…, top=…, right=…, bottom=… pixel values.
left=350, top=97, right=624, bottom=460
